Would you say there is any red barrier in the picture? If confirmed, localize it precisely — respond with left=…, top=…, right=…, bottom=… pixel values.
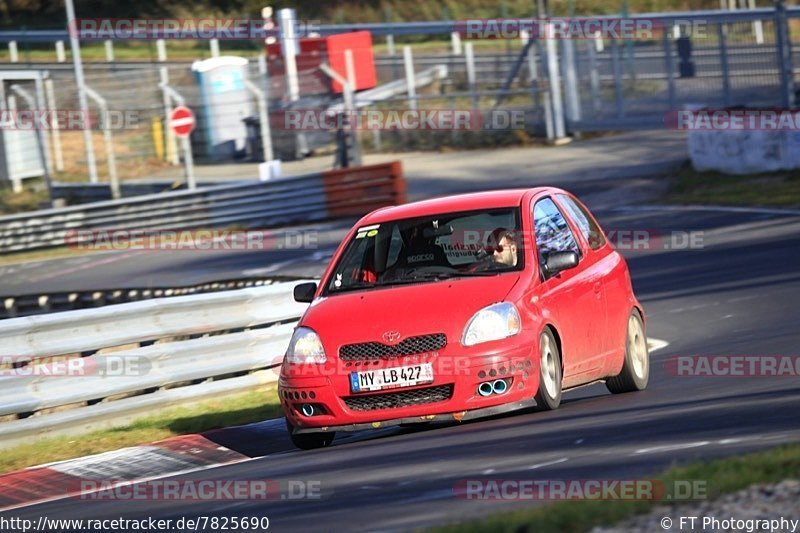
left=321, top=161, right=406, bottom=218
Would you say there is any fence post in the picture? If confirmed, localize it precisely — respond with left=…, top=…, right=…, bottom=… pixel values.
left=663, top=29, right=676, bottom=111
left=451, top=32, right=462, bottom=55
left=104, top=40, right=114, bottom=62
left=561, top=39, right=582, bottom=129
left=157, top=40, right=179, bottom=165
left=344, top=49, right=363, bottom=165
left=209, top=39, right=220, bottom=57
left=774, top=0, right=795, bottom=108
left=545, top=22, right=567, bottom=140
left=748, top=0, right=764, bottom=44
left=465, top=42, right=477, bottom=109
left=244, top=79, right=274, bottom=162
left=587, top=40, right=601, bottom=113
left=718, top=24, right=731, bottom=107
left=403, top=46, right=418, bottom=111
left=83, top=86, right=120, bottom=199
left=8, top=41, right=18, bottom=62
left=44, top=79, right=64, bottom=172
left=611, top=38, right=625, bottom=118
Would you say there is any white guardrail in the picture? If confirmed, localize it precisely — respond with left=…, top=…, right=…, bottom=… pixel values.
left=0, top=280, right=312, bottom=449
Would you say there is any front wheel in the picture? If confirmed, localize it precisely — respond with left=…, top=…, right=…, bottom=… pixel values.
left=606, top=309, right=649, bottom=394
left=286, top=420, right=335, bottom=450
left=534, top=328, right=562, bottom=410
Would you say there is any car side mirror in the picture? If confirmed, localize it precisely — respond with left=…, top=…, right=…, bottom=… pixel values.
left=293, top=282, right=317, bottom=303
left=544, top=251, right=580, bottom=277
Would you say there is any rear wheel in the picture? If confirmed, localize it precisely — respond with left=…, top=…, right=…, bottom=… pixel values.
left=534, top=328, right=562, bottom=410
left=286, top=420, right=335, bottom=450
left=606, top=309, right=649, bottom=394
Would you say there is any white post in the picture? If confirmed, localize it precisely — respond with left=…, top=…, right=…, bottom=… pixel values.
left=545, top=23, right=566, bottom=140
left=8, top=41, right=18, bottom=63
left=344, top=49, right=362, bottom=166
left=182, top=136, right=196, bottom=189
left=157, top=39, right=179, bottom=165
left=6, top=95, right=22, bottom=193
left=45, top=79, right=64, bottom=172
left=209, top=39, right=220, bottom=57
left=594, top=30, right=604, bottom=53
left=450, top=31, right=462, bottom=55
left=244, top=79, right=274, bottom=162
left=55, top=41, right=66, bottom=62
left=65, top=0, right=99, bottom=183
left=749, top=0, right=764, bottom=44
left=403, top=46, right=417, bottom=111
left=104, top=40, right=114, bottom=62
left=465, top=42, right=477, bottom=108
left=386, top=34, right=396, bottom=56
left=84, top=86, right=120, bottom=199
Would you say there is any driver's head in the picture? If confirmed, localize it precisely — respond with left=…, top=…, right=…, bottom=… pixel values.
left=488, top=228, right=517, bottom=267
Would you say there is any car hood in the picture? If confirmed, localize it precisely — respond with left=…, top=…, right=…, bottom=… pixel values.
left=301, top=274, right=521, bottom=351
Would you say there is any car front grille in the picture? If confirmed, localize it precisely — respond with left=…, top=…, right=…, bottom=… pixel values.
left=339, top=333, right=446, bottom=361
left=342, top=384, right=454, bottom=412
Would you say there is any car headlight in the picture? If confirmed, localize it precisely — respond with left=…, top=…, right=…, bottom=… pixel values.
left=462, top=302, right=521, bottom=346
left=286, top=327, right=327, bottom=364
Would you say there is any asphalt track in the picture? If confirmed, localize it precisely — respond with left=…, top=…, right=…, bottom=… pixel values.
left=2, top=163, right=799, bottom=530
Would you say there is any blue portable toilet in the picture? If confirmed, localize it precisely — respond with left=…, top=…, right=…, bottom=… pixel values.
left=192, top=56, right=252, bottom=161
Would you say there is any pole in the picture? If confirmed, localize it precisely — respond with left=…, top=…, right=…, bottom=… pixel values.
left=403, top=46, right=417, bottom=111
left=157, top=39, right=178, bottom=165
left=64, top=0, right=99, bottom=183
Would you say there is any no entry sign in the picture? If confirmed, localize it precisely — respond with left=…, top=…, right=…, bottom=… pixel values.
left=170, top=106, right=195, bottom=138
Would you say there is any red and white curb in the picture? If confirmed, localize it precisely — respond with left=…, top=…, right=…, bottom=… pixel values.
left=0, top=434, right=251, bottom=512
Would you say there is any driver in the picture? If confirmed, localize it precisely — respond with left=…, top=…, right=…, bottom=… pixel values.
left=487, top=227, right=518, bottom=267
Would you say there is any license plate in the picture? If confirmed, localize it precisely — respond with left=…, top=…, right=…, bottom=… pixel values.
left=350, top=363, right=434, bottom=393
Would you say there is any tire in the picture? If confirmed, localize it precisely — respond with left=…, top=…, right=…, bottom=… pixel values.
left=286, top=420, right=335, bottom=450
left=606, top=309, right=649, bottom=394
left=534, top=328, right=562, bottom=410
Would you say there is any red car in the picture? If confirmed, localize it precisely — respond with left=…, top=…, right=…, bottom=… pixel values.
left=279, top=188, right=649, bottom=449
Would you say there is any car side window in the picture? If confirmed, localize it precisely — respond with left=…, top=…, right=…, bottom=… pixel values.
left=533, top=198, right=581, bottom=270
left=556, top=194, right=606, bottom=251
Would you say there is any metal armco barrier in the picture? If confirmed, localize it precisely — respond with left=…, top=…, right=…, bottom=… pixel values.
left=0, top=280, right=312, bottom=447
left=0, top=162, right=405, bottom=253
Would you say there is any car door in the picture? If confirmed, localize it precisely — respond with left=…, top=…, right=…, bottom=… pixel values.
left=531, top=197, right=606, bottom=387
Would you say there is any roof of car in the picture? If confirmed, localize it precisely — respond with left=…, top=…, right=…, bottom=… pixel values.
left=362, top=187, right=562, bottom=223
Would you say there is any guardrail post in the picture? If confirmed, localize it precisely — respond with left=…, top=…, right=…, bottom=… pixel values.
left=104, top=40, right=114, bottom=62
left=83, top=85, right=120, bottom=199
left=209, top=39, right=220, bottom=57
left=403, top=46, right=418, bottom=111
left=157, top=40, right=179, bottom=166
left=8, top=41, right=18, bottom=62
left=451, top=31, right=462, bottom=55
left=749, top=0, right=764, bottom=44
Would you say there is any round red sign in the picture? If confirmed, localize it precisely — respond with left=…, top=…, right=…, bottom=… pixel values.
left=170, top=106, right=195, bottom=138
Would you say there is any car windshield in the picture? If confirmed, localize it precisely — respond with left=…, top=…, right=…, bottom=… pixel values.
left=325, top=207, right=524, bottom=294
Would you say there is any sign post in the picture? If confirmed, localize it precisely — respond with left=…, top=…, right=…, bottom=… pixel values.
left=170, top=106, right=196, bottom=190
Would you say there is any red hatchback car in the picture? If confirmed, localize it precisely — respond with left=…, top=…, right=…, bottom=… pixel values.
left=279, top=188, right=649, bottom=449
